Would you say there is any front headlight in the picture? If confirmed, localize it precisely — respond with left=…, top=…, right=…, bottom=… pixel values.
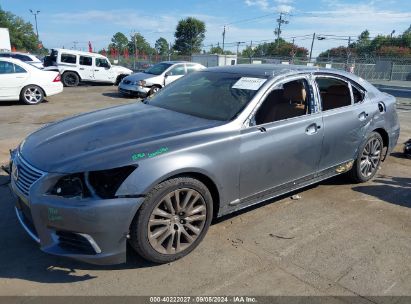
left=49, top=166, right=136, bottom=199
left=138, top=80, right=146, bottom=87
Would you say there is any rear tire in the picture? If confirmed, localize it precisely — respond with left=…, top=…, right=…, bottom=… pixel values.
left=129, top=177, right=213, bottom=263
left=19, top=85, right=44, bottom=105
left=62, top=71, right=80, bottom=87
left=349, top=132, right=383, bottom=183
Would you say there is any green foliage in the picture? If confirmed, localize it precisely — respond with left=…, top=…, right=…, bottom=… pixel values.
left=319, top=26, right=411, bottom=59
left=128, top=32, right=155, bottom=55
left=110, top=32, right=129, bottom=51
left=155, top=37, right=169, bottom=55
left=174, top=17, right=206, bottom=55
left=208, top=45, right=233, bottom=55
left=246, top=39, right=308, bottom=58
left=0, top=6, right=39, bottom=52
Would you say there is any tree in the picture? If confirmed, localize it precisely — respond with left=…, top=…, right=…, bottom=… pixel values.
left=155, top=37, right=169, bottom=55
left=0, top=6, right=39, bottom=52
left=128, top=32, right=155, bottom=56
left=209, top=45, right=223, bottom=54
left=251, top=39, right=308, bottom=58
left=110, top=32, right=128, bottom=52
left=174, top=17, right=206, bottom=55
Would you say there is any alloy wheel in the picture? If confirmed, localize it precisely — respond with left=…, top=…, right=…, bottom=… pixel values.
left=360, top=138, right=381, bottom=177
left=24, top=87, right=42, bottom=104
left=147, top=188, right=207, bottom=255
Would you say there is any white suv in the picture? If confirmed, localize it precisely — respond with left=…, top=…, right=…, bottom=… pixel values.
left=43, top=48, right=133, bottom=87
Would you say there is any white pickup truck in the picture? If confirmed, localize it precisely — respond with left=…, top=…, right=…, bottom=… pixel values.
left=43, top=48, right=133, bottom=87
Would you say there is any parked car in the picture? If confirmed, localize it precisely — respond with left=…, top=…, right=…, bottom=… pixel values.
left=43, top=48, right=133, bottom=87
left=0, top=52, right=44, bottom=68
left=0, top=57, right=62, bottom=105
left=118, top=61, right=205, bottom=97
left=9, top=64, right=399, bottom=264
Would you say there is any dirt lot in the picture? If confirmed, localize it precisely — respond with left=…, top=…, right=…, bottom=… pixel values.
left=0, top=86, right=410, bottom=300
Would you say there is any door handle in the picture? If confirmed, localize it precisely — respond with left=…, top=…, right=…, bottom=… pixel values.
left=358, top=112, right=369, bottom=121
left=94, top=69, right=100, bottom=71
left=305, top=123, right=320, bottom=135
left=79, top=68, right=85, bottom=70
left=258, top=126, right=267, bottom=133
left=15, top=76, right=25, bottom=78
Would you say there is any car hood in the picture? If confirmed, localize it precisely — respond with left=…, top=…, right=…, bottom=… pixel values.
left=125, top=72, right=158, bottom=82
left=111, top=65, right=133, bottom=74
left=20, top=103, right=222, bottom=173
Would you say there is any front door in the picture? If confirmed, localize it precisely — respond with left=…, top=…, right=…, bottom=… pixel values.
left=94, top=57, right=115, bottom=82
left=239, top=76, right=323, bottom=201
left=0, top=61, right=29, bottom=98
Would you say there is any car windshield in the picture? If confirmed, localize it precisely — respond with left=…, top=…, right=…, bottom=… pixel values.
left=148, top=71, right=268, bottom=121
left=144, top=63, right=173, bottom=75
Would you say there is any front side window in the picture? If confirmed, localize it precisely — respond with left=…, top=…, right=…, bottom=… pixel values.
left=255, top=78, right=312, bottom=125
left=14, top=64, right=26, bottom=73
left=61, top=53, right=77, bottom=64
left=352, top=85, right=365, bottom=103
left=148, top=71, right=266, bottom=121
left=95, top=58, right=110, bottom=68
left=80, top=56, right=92, bottom=66
left=167, top=65, right=185, bottom=76
left=315, top=77, right=352, bottom=111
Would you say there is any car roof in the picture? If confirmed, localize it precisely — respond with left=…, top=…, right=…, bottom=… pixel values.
left=52, top=48, right=107, bottom=58
left=0, top=52, right=40, bottom=60
left=205, top=64, right=376, bottom=91
left=0, top=57, right=35, bottom=67
left=159, top=61, right=199, bottom=64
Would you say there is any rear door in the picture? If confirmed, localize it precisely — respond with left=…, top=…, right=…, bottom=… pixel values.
left=314, top=75, right=370, bottom=171
left=164, top=64, right=186, bottom=85
left=78, top=55, right=94, bottom=81
left=0, top=60, right=29, bottom=98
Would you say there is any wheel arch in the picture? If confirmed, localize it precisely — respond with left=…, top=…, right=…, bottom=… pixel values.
left=372, top=127, right=389, bottom=160
left=62, top=70, right=82, bottom=81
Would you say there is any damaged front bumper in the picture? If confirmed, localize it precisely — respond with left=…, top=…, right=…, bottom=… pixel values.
left=9, top=153, right=144, bottom=265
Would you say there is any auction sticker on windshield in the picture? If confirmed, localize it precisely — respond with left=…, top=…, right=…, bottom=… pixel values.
left=232, top=77, right=267, bottom=90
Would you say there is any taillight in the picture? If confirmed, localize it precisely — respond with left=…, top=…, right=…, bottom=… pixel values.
left=53, top=74, right=61, bottom=82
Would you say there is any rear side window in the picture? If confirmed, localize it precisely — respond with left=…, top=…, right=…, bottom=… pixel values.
left=168, top=65, right=185, bottom=76
left=61, top=53, right=77, bottom=64
left=315, top=77, right=352, bottom=111
left=352, top=85, right=365, bottom=103
left=80, top=56, right=92, bottom=66
left=14, top=64, right=26, bottom=73
left=186, top=64, right=202, bottom=74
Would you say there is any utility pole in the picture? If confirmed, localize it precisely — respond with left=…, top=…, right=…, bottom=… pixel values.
left=274, top=12, right=289, bottom=49
left=250, top=40, right=253, bottom=63
left=236, top=41, right=245, bottom=56
left=168, top=42, right=172, bottom=61
left=222, top=26, right=226, bottom=53
left=346, top=36, right=351, bottom=70
left=29, top=9, right=40, bottom=40
left=309, top=33, right=316, bottom=62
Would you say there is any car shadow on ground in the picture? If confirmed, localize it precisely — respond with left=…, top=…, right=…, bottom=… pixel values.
left=352, top=176, right=411, bottom=208
left=102, top=92, right=137, bottom=99
left=0, top=99, right=50, bottom=107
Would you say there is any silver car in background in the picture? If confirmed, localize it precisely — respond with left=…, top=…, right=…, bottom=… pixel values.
left=118, top=61, right=205, bottom=97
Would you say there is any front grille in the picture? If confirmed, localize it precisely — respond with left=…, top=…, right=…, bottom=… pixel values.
left=14, top=155, right=45, bottom=197
left=56, top=231, right=97, bottom=255
left=123, top=80, right=131, bottom=85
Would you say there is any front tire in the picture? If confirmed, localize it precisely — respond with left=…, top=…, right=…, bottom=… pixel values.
left=129, top=177, right=213, bottom=263
left=62, top=71, right=80, bottom=87
left=349, top=132, right=383, bottom=183
left=148, top=85, right=161, bottom=96
left=20, top=85, right=44, bottom=105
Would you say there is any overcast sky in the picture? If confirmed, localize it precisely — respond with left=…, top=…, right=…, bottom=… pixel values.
left=1, top=0, right=411, bottom=56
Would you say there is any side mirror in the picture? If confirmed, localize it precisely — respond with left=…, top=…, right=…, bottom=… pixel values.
left=165, top=72, right=172, bottom=77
